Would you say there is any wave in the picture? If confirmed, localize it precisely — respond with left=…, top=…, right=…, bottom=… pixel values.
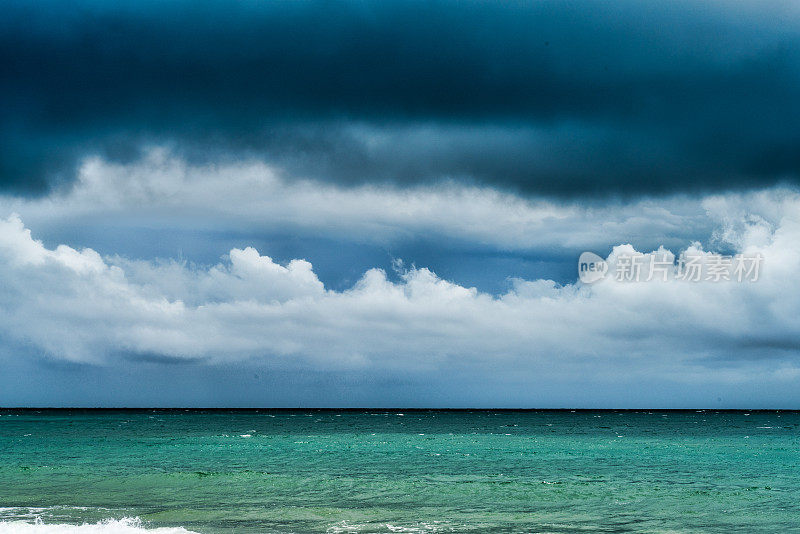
left=326, top=521, right=460, bottom=533
left=0, top=518, right=198, bottom=534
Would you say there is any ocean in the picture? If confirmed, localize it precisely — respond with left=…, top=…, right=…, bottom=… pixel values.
left=0, top=409, right=798, bottom=533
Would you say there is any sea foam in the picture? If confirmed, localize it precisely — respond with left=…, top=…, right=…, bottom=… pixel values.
left=0, top=518, right=198, bottom=534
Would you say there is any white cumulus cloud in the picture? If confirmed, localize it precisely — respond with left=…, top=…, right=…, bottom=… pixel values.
left=1, top=199, right=799, bottom=388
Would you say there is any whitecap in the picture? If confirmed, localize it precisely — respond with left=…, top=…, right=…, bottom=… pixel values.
left=0, top=518, right=198, bottom=534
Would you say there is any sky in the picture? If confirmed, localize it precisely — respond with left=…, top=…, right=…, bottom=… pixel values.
left=2, top=0, right=800, bottom=407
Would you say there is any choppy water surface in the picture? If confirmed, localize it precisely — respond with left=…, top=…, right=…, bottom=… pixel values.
left=1, top=410, right=799, bottom=533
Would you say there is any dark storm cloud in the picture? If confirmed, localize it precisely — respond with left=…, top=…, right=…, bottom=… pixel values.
left=2, top=0, right=800, bottom=196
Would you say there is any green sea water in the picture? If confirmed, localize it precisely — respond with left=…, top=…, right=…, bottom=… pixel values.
left=0, top=409, right=799, bottom=533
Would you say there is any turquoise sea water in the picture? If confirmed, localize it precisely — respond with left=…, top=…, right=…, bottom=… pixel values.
left=0, top=409, right=799, bottom=533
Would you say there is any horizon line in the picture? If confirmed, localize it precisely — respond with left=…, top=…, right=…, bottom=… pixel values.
left=2, top=407, right=798, bottom=412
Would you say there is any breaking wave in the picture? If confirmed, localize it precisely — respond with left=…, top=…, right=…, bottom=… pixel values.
left=0, top=518, right=198, bottom=534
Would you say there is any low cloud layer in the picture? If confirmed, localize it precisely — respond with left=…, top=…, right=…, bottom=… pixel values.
left=3, top=0, right=800, bottom=196
left=1, top=192, right=799, bottom=395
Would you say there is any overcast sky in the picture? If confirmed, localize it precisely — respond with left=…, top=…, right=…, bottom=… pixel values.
left=2, top=0, right=800, bottom=407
